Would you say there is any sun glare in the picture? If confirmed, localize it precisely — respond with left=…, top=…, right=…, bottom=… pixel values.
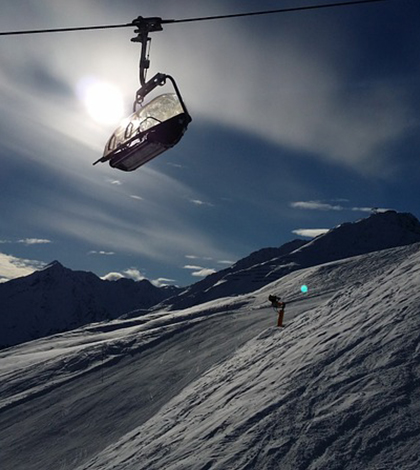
left=77, top=77, right=124, bottom=125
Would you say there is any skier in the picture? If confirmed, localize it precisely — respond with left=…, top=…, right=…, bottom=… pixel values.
left=268, top=294, right=286, bottom=327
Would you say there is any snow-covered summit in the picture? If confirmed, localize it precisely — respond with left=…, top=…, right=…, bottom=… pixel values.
left=293, top=210, right=420, bottom=264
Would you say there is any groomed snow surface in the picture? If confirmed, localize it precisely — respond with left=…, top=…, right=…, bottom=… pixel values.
left=1, top=243, right=420, bottom=470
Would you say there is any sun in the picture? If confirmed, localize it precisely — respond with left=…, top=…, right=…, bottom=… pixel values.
left=77, top=77, right=125, bottom=125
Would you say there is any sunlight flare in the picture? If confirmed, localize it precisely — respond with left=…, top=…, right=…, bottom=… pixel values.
left=77, top=77, right=124, bottom=125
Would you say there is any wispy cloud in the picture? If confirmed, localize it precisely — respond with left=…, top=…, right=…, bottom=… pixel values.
left=18, top=238, right=52, bottom=245
left=183, top=264, right=216, bottom=278
left=218, top=260, right=234, bottom=266
left=166, top=162, right=184, bottom=169
left=88, top=250, right=115, bottom=256
left=153, top=277, right=177, bottom=288
left=169, top=10, right=414, bottom=174
left=292, top=229, right=329, bottom=238
left=124, top=268, right=146, bottom=281
left=291, top=201, right=343, bottom=211
left=0, top=252, right=45, bottom=282
left=189, top=199, right=214, bottom=207
left=31, top=172, right=234, bottom=265
left=101, top=272, right=125, bottom=281
left=352, top=207, right=391, bottom=213
left=101, top=268, right=176, bottom=287
left=101, top=267, right=146, bottom=282
left=290, top=201, right=390, bottom=213
left=0, top=238, right=52, bottom=245
left=185, top=255, right=213, bottom=261
left=184, top=265, right=204, bottom=271
left=191, top=268, right=217, bottom=278
left=184, top=256, right=233, bottom=274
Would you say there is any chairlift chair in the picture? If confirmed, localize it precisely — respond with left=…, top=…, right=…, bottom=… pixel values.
left=94, top=74, right=191, bottom=171
left=93, top=17, right=192, bottom=172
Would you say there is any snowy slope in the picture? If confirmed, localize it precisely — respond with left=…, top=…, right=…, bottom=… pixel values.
left=78, top=242, right=420, bottom=470
left=1, top=241, right=419, bottom=470
left=164, top=211, right=420, bottom=310
left=0, top=261, right=180, bottom=349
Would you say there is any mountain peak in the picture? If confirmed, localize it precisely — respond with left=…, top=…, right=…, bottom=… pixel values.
left=369, top=210, right=420, bottom=232
left=296, top=210, right=420, bottom=262
left=44, top=260, right=64, bottom=269
left=37, top=260, right=69, bottom=276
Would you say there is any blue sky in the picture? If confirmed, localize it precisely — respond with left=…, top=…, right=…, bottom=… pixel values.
left=0, top=0, right=419, bottom=286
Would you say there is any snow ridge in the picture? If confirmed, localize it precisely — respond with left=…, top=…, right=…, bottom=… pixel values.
left=78, top=243, right=420, bottom=470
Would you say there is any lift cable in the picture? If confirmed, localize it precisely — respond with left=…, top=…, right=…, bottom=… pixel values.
left=164, top=0, right=388, bottom=25
left=0, top=0, right=388, bottom=37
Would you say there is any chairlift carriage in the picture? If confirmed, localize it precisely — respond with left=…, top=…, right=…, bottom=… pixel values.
left=93, top=17, right=192, bottom=171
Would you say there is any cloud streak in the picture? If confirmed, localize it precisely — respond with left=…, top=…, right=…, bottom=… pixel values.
left=162, top=6, right=415, bottom=174
left=153, top=278, right=177, bottom=288
left=291, top=201, right=343, bottom=211
left=292, top=229, right=329, bottom=238
left=101, top=267, right=146, bottom=282
left=0, top=252, right=45, bottom=282
left=0, top=239, right=52, bottom=246
left=18, top=238, right=52, bottom=245
left=101, top=268, right=176, bottom=287
left=183, top=264, right=216, bottom=278
left=191, top=268, right=217, bottom=277
left=189, top=199, right=214, bottom=207
left=291, top=201, right=390, bottom=213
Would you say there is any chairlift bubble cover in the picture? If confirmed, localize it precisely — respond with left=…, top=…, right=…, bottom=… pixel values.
left=97, top=93, right=191, bottom=171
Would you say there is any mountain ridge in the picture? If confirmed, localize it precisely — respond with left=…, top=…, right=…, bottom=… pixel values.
left=0, top=263, right=180, bottom=349
left=161, top=210, right=420, bottom=310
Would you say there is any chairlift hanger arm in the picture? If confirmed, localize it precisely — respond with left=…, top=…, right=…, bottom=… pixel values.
left=133, top=72, right=190, bottom=117
left=134, top=72, right=167, bottom=108
left=130, top=17, right=164, bottom=86
left=129, top=17, right=190, bottom=120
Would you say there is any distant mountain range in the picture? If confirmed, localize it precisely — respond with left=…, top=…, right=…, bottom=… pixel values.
left=1, top=210, right=420, bottom=349
left=0, top=262, right=180, bottom=349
